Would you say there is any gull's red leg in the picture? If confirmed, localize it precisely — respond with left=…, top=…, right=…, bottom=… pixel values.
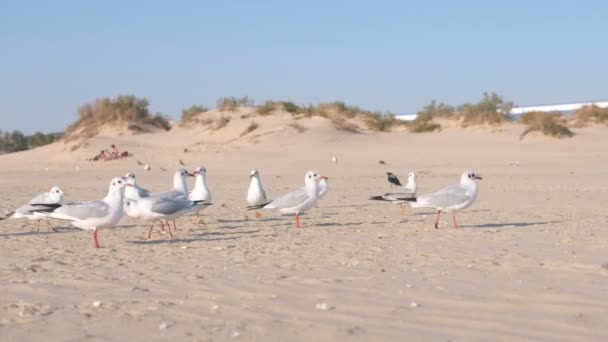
left=160, top=220, right=165, bottom=231
left=36, top=220, right=41, bottom=232
left=93, top=230, right=100, bottom=248
left=173, top=219, right=177, bottom=231
left=148, top=224, right=154, bottom=239
left=256, top=211, right=262, bottom=219
left=295, top=213, right=301, bottom=228
left=434, top=210, right=441, bottom=229
left=452, top=213, right=458, bottom=229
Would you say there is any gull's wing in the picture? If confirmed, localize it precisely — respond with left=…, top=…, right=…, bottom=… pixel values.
left=264, top=187, right=308, bottom=209
left=152, top=190, right=187, bottom=200
left=28, top=192, right=51, bottom=205
left=415, top=184, right=470, bottom=208
left=50, top=201, right=110, bottom=221
left=150, top=198, right=194, bottom=215
left=136, top=186, right=150, bottom=198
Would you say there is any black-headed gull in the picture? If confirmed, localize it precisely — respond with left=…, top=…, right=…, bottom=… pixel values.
left=124, top=172, right=150, bottom=200
left=369, top=172, right=416, bottom=214
left=407, top=171, right=482, bottom=229
left=154, top=169, right=193, bottom=200
left=248, top=171, right=324, bottom=228
left=33, top=177, right=128, bottom=248
left=4, top=186, right=66, bottom=231
left=189, top=166, right=212, bottom=224
left=246, top=169, right=267, bottom=219
left=386, top=172, right=402, bottom=188
left=124, top=196, right=211, bottom=239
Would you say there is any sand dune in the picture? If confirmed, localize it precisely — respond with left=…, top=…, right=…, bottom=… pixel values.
left=1, top=123, right=607, bottom=341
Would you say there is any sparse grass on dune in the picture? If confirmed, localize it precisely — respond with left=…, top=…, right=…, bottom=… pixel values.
left=181, top=105, right=209, bottom=125
left=572, top=105, right=608, bottom=127
left=217, top=96, right=254, bottom=112
left=241, top=122, right=259, bottom=136
left=460, top=92, right=513, bottom=127
left=519, top=111, right=573, bottom=139
left=64, top=95, right=171, bottom=140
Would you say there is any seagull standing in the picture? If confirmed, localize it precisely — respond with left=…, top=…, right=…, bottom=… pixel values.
left=4, top=186, right=66, bottom=232
left=370, top=172, right=416, bottom=214
left=124, top=197, right=211, bottom=239
left=155, top=169, right=193, bottom=200
left=248, top=171, right=323, bottom=228
left=33, top=177, right=128, bottom=248
left=189, top=166, right=212, bottom=224
left=317, top=176, right=329, bottom=199
left=246, top=169, right=267, bottom=219
left=407, top=171, right=482, bottom=229
left=124, top=173, right=150, bottom=200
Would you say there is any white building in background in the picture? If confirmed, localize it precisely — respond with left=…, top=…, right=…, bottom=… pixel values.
left=395, top=100, right=608, bottom=122
left=509, top=101, right=608, bottom=116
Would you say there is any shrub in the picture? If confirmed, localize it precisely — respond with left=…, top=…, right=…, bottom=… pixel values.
left=281, top=101, right=301, bottom=114
left=519, top=111, right=573, bottom=139
left=364, top=112, right=407, bottom=132
left=0, top=130, right=62, bottom=154
left=181, top=105, right=209, bottom=124
left=288, top=122, right=306, bottom=133
left=257, top=101, right=277, bottom=116
left=241, top=122, right=259, bottom=136
left=416, top=100, right=455, bottom=122
left=217, top=96, right=254, bottom=111
left=65, top=95, right=170, bottom=139
left=331, top=117, right=360, bottom=133
left=409, top=120, right=441, bottom=133
left=460, top=92, right=513, bottom=126
left=572, top=105, right=608, bottom=127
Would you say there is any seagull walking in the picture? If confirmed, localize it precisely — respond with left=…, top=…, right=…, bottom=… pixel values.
left=32, top=177, right=127, bottom=248
left=4, top=186, right=66, bottom=232
left=247, top=171, right=324, bottom=228
left=407, top=171, right=482, bottom=229
left=246, top=169, right=267, bottom=219
left=124, top=197, right=211, bottom=239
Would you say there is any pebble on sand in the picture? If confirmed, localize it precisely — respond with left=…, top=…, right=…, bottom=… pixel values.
left=92, top=301, right=102, bottom=308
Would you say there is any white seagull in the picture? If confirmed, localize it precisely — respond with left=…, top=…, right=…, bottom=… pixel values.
left=124, top=196, right=211, bottom=239
left=407, top=171, right=482, bottom=229
left=189, top=166, right=212, bottom=202
left=154, top=169, right=193, bottom=200
left=317, top=176, right=329, bottom=199
left=369, top=172, right=416, bottom=214
left=248, top=171, right=324, bottom=228
left=33, top=177, right=128, bottom=248
left=4, top=186, right=66, bottom=231
left=246, top=169, right=267, bottom=219
left=124, top=172, right=150, bottom=200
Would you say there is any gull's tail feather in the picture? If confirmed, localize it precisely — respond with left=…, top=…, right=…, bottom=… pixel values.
left=193, top=200, right=212, bottom=206
left=29, top=203, right=63, bottom=213
left=369, top=195, right=388, bottom=201
left=247, top=202, right=271, bottom=210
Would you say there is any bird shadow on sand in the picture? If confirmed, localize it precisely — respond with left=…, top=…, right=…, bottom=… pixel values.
left=316, top=222, right=367, bottom=227
left=127, top=236, right=241, bottom=245
left=409, top=209, right=491, bottom=216
left=215, top=217, right=284, bottom=224
left=0, top=226, right=81, bottom=237
left=462, top=220, right=564, bottom=229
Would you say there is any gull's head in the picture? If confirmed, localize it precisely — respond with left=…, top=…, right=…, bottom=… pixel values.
left=250, top=169, right=259, bottom=178
left=304, top=171, right=321, bottom=187
left=193, top=166, right=206, bottom=177
left=176, top=168, right=193, bottom=180
left=49, top=186, right=65, bottom=201
left=462, top=170, right=482, bottom=183
left=408, top=172, right=416, bottom=180
left=110, top=177, right=128, bottom=191
left=386, top=172, right=394, bottom=176
left=124, top=172, right=136, bottom=184
left=319, top=176, right=328, bottom=183
left=123, top=198, right=137, bottom=215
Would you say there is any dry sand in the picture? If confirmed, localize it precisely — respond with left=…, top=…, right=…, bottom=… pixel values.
left=1, top=120, right=607, bottom=341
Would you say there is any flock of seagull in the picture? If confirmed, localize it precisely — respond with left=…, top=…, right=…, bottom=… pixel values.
left=0, top=167, right=481, bottom=248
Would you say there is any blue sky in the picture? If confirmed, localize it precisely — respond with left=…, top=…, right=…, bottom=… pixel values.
left=1, top=0, right=607, bottom=133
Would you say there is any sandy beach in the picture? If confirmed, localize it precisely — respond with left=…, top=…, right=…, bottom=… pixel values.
left=1, top=122, right=607, bottom=341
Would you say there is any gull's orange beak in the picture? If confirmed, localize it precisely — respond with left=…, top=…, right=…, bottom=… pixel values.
left=125, top=184, right=134, bottom=187
left=319, top=176, right=328, bottom=180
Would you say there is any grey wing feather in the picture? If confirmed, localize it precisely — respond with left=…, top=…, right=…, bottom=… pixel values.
left=28, top=192, right=51, bottom=204
left=151, top=198, right=193, bottom=215
left=137, top=186, right=150, bottom=198
left=417, top=185, right=469, bottom=207
left=54, top=201, right=110, bottom=220
left=265, top=187, right=308, bottom=209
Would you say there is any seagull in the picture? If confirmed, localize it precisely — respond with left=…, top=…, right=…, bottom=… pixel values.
left=386, top=172, right=402, bottom=188
left=246, top=169, right=267, bottom=219
left=4, top=186, right=66, bottom=231
left=317, top=176, right=329, bottom=199
left=154, top=169, right=193, bottom=200
left=406, top=171, right=482, bottom=229
left=247, top=171, right=324, bottom=228
left=189, top=166, right=212, bottom=202
left=124, top=196, right=211, bottom=239
left=124, top=173, right=150, bottom=200
left=369, top=172, right=416, bottom=214
left=32, top=177, right=128, bottom=248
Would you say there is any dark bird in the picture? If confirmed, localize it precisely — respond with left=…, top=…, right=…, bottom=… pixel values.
left=378, top=160, right=386, bottom=165
left=386, top=172, right=402, bottom=187
left=136, top=159, right=144, bottom=166
left=179, top=159, right=185, bottom=166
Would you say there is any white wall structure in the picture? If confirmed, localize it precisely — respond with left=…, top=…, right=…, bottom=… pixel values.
left=395, top=101, right=608, bottom=122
